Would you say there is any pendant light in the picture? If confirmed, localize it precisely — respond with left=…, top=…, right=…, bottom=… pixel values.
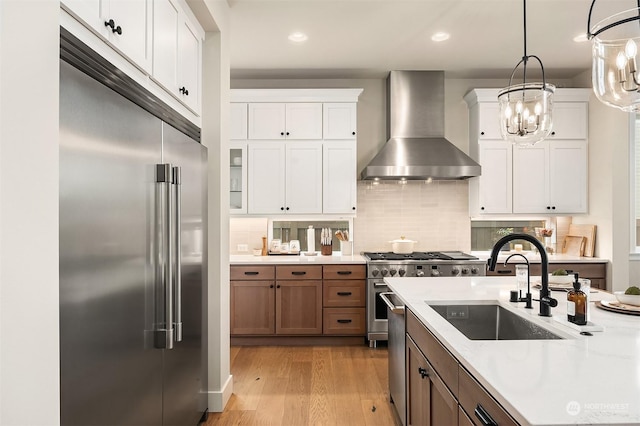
left=497, top=0, right=555, bottom=146
left=588, top=0, right=640, bottom=111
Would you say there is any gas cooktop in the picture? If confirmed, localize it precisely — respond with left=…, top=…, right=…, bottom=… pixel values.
left=363, top=251, right=479, bottom=262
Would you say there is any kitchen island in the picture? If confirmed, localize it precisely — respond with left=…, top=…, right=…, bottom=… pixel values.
left=386, top=276, right=640, bottom=425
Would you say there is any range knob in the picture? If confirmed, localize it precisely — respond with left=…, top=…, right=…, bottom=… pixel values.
left=398, top=268, right=406, bottom=277
left=389, top=268, right=397, bottom=276
left=431, top=269, right=440, bottom=277
left=381, top=268, right=389, bottom=277
left=470, top=267, right=479, bottom=275
left=451, top=267, right=460, bottom=276
left=416, top=270, right=425, bottom=277
left=371, top=269, right=380, bottom=277
left=461, top=267, right=470, bottom=275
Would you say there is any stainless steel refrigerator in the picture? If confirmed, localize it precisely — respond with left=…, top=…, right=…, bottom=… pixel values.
left=59, top=38, right=208, bottom=425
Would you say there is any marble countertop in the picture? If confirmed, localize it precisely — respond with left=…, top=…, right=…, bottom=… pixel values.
left=230, top=253, right=366, bottom=265
left=471, top=251, right=608, bottom=263
left=385, top=276, right=640, bottom=425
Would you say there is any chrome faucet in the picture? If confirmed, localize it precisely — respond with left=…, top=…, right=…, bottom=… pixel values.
left=487, top=233, right=557, bottom=317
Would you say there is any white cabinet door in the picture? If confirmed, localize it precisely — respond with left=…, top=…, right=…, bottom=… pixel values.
left=61, top=0, right=103, bottom=32
left=152, top=0, right=179, bottom=93
left=177, top=16, right=200, bottom=112
left=248, top=103, right=286, bottom=139
left=286, top=143, right=323, bottom=214
left=478, top=103, right=502, bottom=139
left=513, top=143, right=549, bottom=214
left=549, top=140, right=587, bottom=213
left=285, top=103, right=323, bottom=139
left=248, top=143, right=286, bottom=214
left=548, top=103, right=588, bottom=139
left=105, top=0, right=151, bottom=71
left=323, top=141, right=357, bottom=214
left=323, top=103, right=357, bottom=139
left=476, top=140, right=512, bottom=214
left=230, top=142, right=248, bottom=214
left=230, top=103, right=248, bottom=140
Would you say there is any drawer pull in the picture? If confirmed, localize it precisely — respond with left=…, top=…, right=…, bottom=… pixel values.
left=244, top=271, right=259, bottom=276
left=291, top=271, right=307, bottom=276
left=337, top=270, right=352, bottom=275
left=474, top=404, right=498, bottom=426
left=337, top=291, right=352, bottom=296
left=418, top=367, right=428, bottom=379
left=497, top=269, right=512, bottom=275
left=337, top=319, right=352, bottom=324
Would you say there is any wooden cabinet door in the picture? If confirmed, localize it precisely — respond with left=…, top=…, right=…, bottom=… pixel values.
left=477, top=140, right=512, bottom=214
left=323, top=103, right=357, bottom=139
left=276, top=280, right=322, bottom=335
left=230, top=280, right=275, bottom=335
left=323, top=140, right=357, bottom=214
left=285, top=142, right=323, bottom=213
left=548, top=140, right=587, bottom=213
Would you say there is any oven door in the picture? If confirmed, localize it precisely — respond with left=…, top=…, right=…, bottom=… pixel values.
left=367, top=278, right=390, bottom=340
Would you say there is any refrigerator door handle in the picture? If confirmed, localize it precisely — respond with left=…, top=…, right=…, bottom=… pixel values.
left=172, top=166, right=183, bottom=342
left=155, top=163, right=174, bottom=350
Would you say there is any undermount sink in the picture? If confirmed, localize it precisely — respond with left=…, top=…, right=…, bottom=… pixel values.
left=428, top=303, right=564, bottom=340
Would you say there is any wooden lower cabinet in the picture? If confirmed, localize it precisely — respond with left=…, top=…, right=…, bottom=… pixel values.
left=406, top=336, right=458, bottom=426
left=230, top=280, right=275, bottom=335
left=406, top=308, right=518, bottom=426
left=276, top=279, right=322, bottom=334
left=487, top=261, right=607, bottom=289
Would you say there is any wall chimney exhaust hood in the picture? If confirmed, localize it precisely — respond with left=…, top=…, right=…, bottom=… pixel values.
left=360, top=71, right=481, bottom=181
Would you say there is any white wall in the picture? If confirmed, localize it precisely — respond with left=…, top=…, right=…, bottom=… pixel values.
left=0, top=1, right=60, bottom=424
left=198, top=0, right=233, bottom=412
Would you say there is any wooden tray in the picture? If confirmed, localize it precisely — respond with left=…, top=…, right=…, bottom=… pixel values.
left=562, top=235, right=585, bottom=256
left=596, top=300, right=640, bottom=316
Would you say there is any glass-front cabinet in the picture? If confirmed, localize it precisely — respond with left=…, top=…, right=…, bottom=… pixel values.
left=230, top=142, right=247, bottom=214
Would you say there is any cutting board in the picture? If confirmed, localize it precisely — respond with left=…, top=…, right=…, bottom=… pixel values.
left=562, top=235, right=585, bottom=256
left=568, top=224, right=596, bottom=257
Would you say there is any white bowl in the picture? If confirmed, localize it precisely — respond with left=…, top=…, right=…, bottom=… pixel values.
left=548, top=274, right=573, bottom=285
left=614, top=291, right=640, bottom=306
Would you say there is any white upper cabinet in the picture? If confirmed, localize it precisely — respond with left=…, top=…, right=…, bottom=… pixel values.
left=323, top=103, right=357, bottom=139
left=247, top=142, right=286, bottom=214
left=474, top=140, right=512, bottom=214
left=285, top=143, right=323, bottom=213
left=248, top=103, right=322, bottom=139
left=547, top=102, right=588, bottom=139
left=230, top=103, right=248, bottom=140
left=152, top=0, right=202, bottom=113
left=512, top=143, right=550, bottom=214
left=62, top=0, right=152, bottom=72
left=323, top=141, right=357, bottom=214
left=477, top=102, right=501, bottom=139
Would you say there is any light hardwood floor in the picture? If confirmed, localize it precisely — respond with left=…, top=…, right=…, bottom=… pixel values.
left=205, top=345, right=399, bottom=426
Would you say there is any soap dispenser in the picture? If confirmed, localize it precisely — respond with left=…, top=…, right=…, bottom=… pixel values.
left=567, top=273, right=587, bottom=325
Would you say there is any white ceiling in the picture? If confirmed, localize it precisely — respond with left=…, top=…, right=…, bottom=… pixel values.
left=228, top=0, right=631, bottom=80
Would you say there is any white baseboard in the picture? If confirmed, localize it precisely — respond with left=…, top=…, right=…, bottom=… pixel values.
left=207, top=374, right=233, bottom=412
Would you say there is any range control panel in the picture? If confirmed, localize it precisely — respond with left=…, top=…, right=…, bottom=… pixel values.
left=367, top=262, right=485, bottom=279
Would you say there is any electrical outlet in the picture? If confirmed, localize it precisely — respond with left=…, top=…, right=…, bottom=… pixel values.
left=237, top=244, right=248, bottom=252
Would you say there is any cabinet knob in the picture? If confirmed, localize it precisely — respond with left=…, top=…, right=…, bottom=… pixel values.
left=179, top=87, right=189, bottom=96
left=104, top=19, right=115, bottom=29
left=352, top=131, right=356, bottom=135
left=418, top=367, right=428, bottom=379
left=480, top=131, right=485, bottom=136
left=546, top=206, right=551, bottom=210
left=280, top=132, right=285, bottom=136
left=280, top=207, right=285, bottom=211
left=552, top=206, right=556, bottom=210
left=286, top=207, right=290, bottom=211
left=113, top=25, right=122, bottom=35
left=352, top=206, right=356, bottom=210
left=480, top=206, right=485, bottom=210
left=551, top=131, right=556, bottom=136
left=269, top=284, right=274, bottom=288
left=276, top=284, right=281, bottom=289
left=286, top=132, right=290, bottom=136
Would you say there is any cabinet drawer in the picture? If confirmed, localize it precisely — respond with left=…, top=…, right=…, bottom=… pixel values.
left=230, top=265, right=275, bottom=280
left=276, top=265, right=322, bottom=280
left=323, top=281, right=365, bottom=307
left=323, top=264, right=366, bottom=280
left=458, top=366, right=517, bottom=426
left=323, top=308, right=365, bottom=335
left=407, top=310, right=458, bottom=397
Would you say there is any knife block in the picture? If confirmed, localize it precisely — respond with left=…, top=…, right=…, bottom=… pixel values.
left=321, top=244, right=332, bottom=256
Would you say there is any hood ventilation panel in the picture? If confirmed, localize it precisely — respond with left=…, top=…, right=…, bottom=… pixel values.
left=361, top=71, right=481, bottom=181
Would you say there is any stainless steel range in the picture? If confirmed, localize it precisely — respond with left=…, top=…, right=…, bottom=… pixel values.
left=364, top=251, right=486, bottom=347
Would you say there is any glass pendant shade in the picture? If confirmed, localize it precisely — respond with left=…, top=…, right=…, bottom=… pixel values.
left=589, top=7, right=640, bottom=112
left=498, top=82, right=555, bottom=145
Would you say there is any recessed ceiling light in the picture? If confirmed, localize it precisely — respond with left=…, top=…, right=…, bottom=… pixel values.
left=573, top=33, right=588, bottom=43
left=431, top=32, right=450, bottom=42
left=288, top=32, right=308, bottom=43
